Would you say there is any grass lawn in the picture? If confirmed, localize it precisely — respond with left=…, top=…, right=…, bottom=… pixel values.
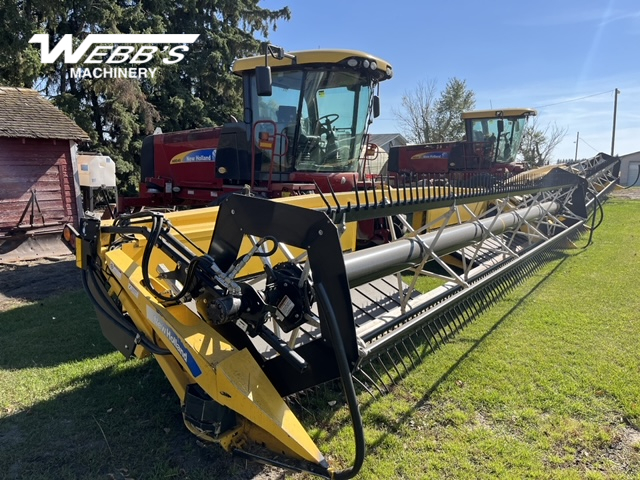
left=1, top=197, right=639, bottom=479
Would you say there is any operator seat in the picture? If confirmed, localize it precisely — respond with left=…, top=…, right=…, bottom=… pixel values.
left=276, top=105, right=297, bottom=127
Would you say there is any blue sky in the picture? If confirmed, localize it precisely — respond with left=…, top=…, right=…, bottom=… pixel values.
left=261, top=0, right=639, bottom=160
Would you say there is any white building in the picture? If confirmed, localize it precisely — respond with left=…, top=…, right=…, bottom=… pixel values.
left=619, top=151, right=640, bottom=186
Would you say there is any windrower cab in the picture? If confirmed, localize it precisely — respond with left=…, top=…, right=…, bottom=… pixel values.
left=219, top=45, right=393, bottom=193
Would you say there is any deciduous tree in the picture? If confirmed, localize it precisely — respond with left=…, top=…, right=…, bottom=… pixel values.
left=519, top=117, right=568, bottom=167
left=393, top=79, right=437, bottom=144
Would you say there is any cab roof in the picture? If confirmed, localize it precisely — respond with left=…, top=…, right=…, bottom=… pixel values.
left=232, top=49, right=393, bottom=81
left=462, top=108, right=537, bottom=119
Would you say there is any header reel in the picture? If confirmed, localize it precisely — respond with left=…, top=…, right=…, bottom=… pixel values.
left=76, top=154, right=620, bottom=478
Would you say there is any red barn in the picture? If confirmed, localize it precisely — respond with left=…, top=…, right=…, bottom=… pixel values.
left=0, top=87, right=90, bottom=260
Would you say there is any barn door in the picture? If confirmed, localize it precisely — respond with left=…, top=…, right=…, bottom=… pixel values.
left=0, top=140, right=71, bottom=231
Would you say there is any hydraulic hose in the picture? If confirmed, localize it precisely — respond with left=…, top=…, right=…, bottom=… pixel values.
left=316, top=283, right=365, bottom=480
left=137, top=215, right=226, bottom=304
left=82, top=268, right=170, bottom=356
left=583, top=190, right=604, bottom=248
left=139, top=214, right=199, bottom=303
left=140, top=215, right=172, bottom=301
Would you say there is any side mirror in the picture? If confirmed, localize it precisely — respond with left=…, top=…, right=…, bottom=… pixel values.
left=373, top=95, right=380, bottom=118
left=256, top=66, right=272, bottom=96
left=268, top=45, right=286, bottom=60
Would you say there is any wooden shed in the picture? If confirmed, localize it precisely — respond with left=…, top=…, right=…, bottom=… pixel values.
left=0, top=87, right=90, bottom=259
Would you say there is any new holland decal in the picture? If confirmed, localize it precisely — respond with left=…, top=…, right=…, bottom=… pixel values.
left=410, top=151, right=450, bottom=160
left=170, top=148, right=217, bottom=164
left=146, top=305, right=202, bottom=378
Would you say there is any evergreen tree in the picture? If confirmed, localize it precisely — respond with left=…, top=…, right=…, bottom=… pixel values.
left=431, top=78, right=475, bottom=142
left=0, top=0, right=290, bottom=193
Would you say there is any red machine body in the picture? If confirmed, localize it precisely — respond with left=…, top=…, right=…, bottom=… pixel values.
left=120, top=125, right=361, bottom=211
left=388, top=141, right=525, bottom=177
left=125, top=127, right=224, bottom=209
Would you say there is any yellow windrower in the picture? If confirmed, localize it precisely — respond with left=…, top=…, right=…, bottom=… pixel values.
left=71, top=153, right=620, bottom=478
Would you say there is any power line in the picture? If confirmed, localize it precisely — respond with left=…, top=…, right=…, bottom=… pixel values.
left=534, top=89, right=613, bottom=109
left=579, top=136, right=600, bottom=153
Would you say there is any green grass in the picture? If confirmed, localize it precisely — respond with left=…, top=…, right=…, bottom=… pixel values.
left=0, top=293, right=265, bottom=480
left=1, top=198, right=640, bottom=479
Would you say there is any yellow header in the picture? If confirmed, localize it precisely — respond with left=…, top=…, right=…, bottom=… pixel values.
left=462, top=108, right=537, bottom=119
left=233, top=49, right=393, bottom=81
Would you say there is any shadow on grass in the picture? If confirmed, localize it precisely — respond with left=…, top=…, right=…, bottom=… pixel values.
left=0, top=356, right=277, bottom=480
left=291, top=250, right=584, bottom=459
left=0, top=290, right=115, bottom=369
left=361, top=250, right=581, bottom=455
left=0, top=258, right=82, bottom=306
left=422, top=252, right=578, bottom=398
left=0, top=287, right=282, bottom=479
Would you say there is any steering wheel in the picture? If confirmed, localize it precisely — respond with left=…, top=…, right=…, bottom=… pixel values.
left=317, top=114, right=340, bottom=134
left=318, top=113, right=339, bottom=125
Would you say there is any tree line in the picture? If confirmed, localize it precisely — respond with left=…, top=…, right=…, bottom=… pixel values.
left=0, top=0, right=290, bottom=193
left=0, top=1, right=564, bottom=195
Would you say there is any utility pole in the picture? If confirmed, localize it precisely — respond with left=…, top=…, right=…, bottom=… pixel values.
left=611, top=88, right=620, bottom=156
left=574, top=131, right=579, bottom=162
